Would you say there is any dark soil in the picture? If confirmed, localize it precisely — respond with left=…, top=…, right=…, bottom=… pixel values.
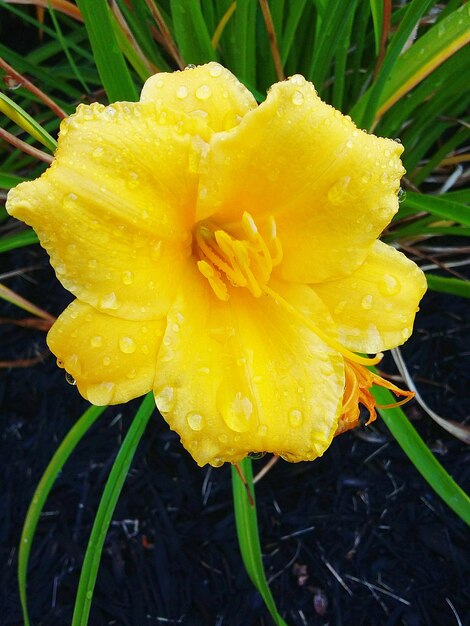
left=1, top=242, right=469, bottom=626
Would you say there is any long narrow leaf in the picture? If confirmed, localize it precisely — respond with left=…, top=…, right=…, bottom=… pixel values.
left=232, top=459, right=288, bottom=626
left=18, top=405, right=107, bottom=626
left=0, top=92, right=57, bottom=151
left=374, top=386, right=470, bottom=526
left=75, top=0, right=138, bottom=102
left=0, top=230, right=38, bottom=253
left=71, top=393, right=154, bottom=626
left=402, top=192, right=470, bottom=226
left=426, top=274, right=470, bottom=299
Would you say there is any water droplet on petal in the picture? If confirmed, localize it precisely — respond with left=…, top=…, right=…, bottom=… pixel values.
left=292, top=90, right=304, bottom=105
left=289, top=409, right=303, bottom=427
left=100, top=292, right=119, bottom=310
left=119, top=336, right=136, bottom=354
left=65, top=372, right=76, bottom=386
left=155, top=386, right=175, bottom=413
left=90, top=335, right=103, bottom=348
left=221, top=392, right=254, bottom=432
left=361, top=294, right=373, bottom=310
left=379, top=274, right=401, bottom=296
left=248, top=452, right=266, bottom=459
left=93, top=146, right=104, bottom=158
left=196, top=84, right=211, bottom=100
left=185, top=64, right=196, bottom=70
left=102, top=356, right=111, bottom=366
left=209, top=63, right=223, bottom=77
left=401, top=327, right=411, bottom=340
left=334, top=300, right=347, bottom=315
left=176, top=85, right=188, bottom=99
left=398, top=188, right=407, bottom=203
left=328, top=176, right=351, bottom=205
left=257, top=425, right=268, bottom=436
left=87, top=382, right=115, bottom=405
left=122, top=270, right=134, bottom=285
left=186, top=412, right=204, bottom=431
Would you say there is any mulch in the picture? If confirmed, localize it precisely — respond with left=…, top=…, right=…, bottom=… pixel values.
left=1, top=244, right=469, bottom=626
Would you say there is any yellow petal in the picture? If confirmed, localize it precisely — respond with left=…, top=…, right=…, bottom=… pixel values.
left=140, top=62, right=257, bottom=132
left=153, top=265, right=344, bottom=467
left=6, top=102, right=204, bottom=320
left=47, top=299, right=165, bottom=405
left=197, top=74, right=404, bottom=282
left=314, top=240, right=427, bottom=352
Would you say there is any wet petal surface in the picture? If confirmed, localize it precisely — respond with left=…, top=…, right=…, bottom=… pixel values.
left=48, top=300, right=166, bottom=404
left=154, top=265, right=344, bottom=466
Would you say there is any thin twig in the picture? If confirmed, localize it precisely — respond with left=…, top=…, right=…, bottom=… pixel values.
left=253, top=454, right=279, bottom=483
left=374, top=0, right=391, bottom=78
left=145, top=0, right=184, bottom=69
left=234, top=462, right=255, bottom=507
left=0, top=127, right=53, bottom=163
left=0, top=56, right=67, bottom=118
left=259, top=0, right=285, bottom=81
left=110, top=1, right=158, bottom=75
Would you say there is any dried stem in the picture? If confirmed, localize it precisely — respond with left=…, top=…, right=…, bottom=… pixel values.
left=259, top=0, right=285, bottom=81
left=0, top=127, right=53, bottom=163
left=145, top=0, right=184, bottom=69
left=0, top=56, right=67, bottom=119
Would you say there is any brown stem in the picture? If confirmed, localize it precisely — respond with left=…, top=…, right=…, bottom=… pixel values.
left=259, top=0, right=285, bottom=81
left=0, top=127, right=53, bottom=163
left=0, top=56, right=67, bottom=119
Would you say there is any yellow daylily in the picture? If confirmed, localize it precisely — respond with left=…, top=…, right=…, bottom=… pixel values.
left=6, top=63, right=426, bottom=467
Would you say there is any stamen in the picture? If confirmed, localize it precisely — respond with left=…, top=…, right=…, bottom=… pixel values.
left=263, top=284, right=382, bottom=367
left=197, top=260, right=228, bottom=301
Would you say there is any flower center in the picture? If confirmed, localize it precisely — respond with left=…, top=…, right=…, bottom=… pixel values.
left=195, top=211, right=283, bottom=301
left=195, top=211, right=381, bottom=368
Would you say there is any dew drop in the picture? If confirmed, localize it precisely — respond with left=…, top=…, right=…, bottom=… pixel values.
left=88, top=259, right=98, bottom=269
left=127, top=368, right=137, bottom=379
left=401, top=327, right=411, bottom=340
left=155, top=386, right=175, bottom=413
left=65, top=372, right=76, bottom=386
left=90, top=335, right=103, bottom=348
left=185, top=64, right=196, bottom=70
left=176, top=85, right=188, bottom=99
left=119, top=336, right=136, bottom=354
left=102, top=356, right=111, bottom=366
left=361, top=294, right=373, bottom=310
left=209, top=63, right=223, bottom=77
left=196, top=84, right=211, bottom=100
left=86, top=382, right=115, bottom=405
left=93, top=146, right=104, bottom=158
left=398, top=188, right=407, bottom=203
left=221, top=392, right=253, bottom=432
left=86, top=591, right=93, bottom=600
left=289, top=74, right=305, bottom=86
left=218, top=433, right=228, bottom=443
left=186, top=411, right=204, bottom=431
left=292, top=90, right=304, bottom=105
left=100, top=292, right=119, bottom=310
left=328, top=176, right=351, bottom=205
left=379, top=274, right=401, bottom=296
left=289, top=409, right=303, bottom=427
left=248, top=452, right=266, bottom=459
left=122, top=270, right=134, bottom=285
left=257, top=425, right=268, bottom=436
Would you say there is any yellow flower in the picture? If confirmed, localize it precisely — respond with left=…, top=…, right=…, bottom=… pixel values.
left=6, top=63, right=426, bottom=467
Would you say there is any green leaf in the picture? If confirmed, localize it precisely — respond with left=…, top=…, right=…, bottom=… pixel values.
left=375, top=3, right=470, bottom=120
left=170, top=0, right=217, bottom=65
left=351, top=0, right=437, bottom=128
left=18, top=405, right=107, bottom=626
left=374, top=386, right=470, bottom=526
left=232, top=459, right=289, bottom=626
left=426, top=274, right=470, bottom=299
left=0, top=172, right=27, bottom=189
left=75, top=0, right=138, bottom=102
left=0, top=230, right=38, bottom=253
left=401, top=192, right=470, bottom=226
left=0, top=92, right=57, bottom=151
left=369, top=0, right=383, bottom=56
left=71, top=394, right=154, bottom=626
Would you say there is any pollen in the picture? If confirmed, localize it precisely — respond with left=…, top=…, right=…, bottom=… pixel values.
left=195, top=212, right=283, bottom=299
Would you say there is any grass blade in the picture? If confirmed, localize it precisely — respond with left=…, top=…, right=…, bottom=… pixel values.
left=231, top=459, right=289, bottom=626
left=0, top=230, right=38, bottom=253
left=373, top=386, right=470, bottom=526
left=402, top=192, right=470, bottom=226
left=18, top=405, right=107, bottom=626
left=376, top=3, right=470, bottom=120
left=75, top=0, right=138, bottom=102
left=426, top=274, right=470, bottom=299
left=170, top=0, right=216, bottom=65
left=0, top=92, right=57, bottom=151
left=71, top=393, right=154, bottom=626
